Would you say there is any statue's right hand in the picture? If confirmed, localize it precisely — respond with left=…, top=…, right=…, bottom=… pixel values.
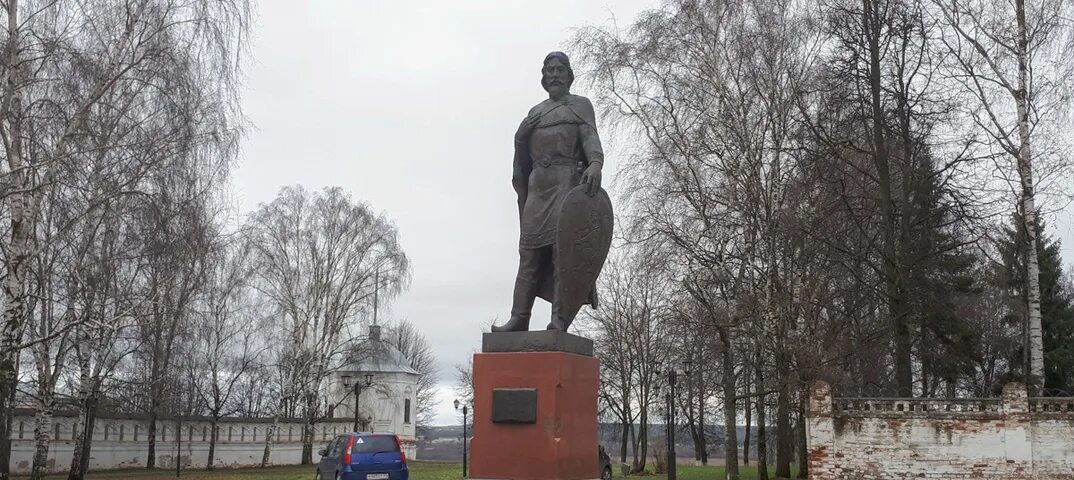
left=515, top=115, right=539, bottom=144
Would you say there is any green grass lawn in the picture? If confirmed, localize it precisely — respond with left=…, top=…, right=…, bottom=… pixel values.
left=675, top=465, right=798, bottom=480
left=612, top=465, right=797, bottom=480
left=15, top=462, right=792, bottom=479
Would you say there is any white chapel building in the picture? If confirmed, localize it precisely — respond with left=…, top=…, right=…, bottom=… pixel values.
left=327, top=324, right=420, bottom=457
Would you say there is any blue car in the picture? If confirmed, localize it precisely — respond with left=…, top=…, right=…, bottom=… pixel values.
left=315, top=432, right=409, bottom=480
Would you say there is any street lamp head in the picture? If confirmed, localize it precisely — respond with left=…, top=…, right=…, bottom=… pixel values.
left=454, top=399, right=460, bottom=411
left=683, top=359, right=693, bottom=376
left=342, top=375, right=352, bottom=388
left=363, top=373, right=373, bottom=386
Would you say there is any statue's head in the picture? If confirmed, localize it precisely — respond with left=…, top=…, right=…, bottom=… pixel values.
left=541, top=51, right=574, bottom=98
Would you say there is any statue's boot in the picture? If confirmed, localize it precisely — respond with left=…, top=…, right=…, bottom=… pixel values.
left=492, top=275, right=537, bottom=332
left=491, top=314, right=529, bottom=332
left=546, top=301, right=568, bottom=331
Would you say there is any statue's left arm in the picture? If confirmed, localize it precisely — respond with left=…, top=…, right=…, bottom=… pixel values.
left=575, top=96, right=604, bottom=195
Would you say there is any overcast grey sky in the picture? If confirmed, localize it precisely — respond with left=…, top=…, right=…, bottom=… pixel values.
left=233, top=0, right=655, bottom=426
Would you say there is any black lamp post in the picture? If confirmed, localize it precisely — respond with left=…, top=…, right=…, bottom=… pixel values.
left=343, top=373, right=374, bottom=432
left=663, top=360, right=692, bottom=480
left=454, top=399, right=469, bottom=478
left=667, top=368, right=677, bottom=480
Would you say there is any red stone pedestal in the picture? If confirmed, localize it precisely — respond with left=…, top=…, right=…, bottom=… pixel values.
left=469, top=351, right=600, bottom=480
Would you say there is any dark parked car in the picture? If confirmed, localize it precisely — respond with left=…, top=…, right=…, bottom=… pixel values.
left=315, top=432, right=409, bottom=480
left=599, top=445, right=612, bottom=480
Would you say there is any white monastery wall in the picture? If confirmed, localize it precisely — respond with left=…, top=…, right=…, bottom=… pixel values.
left=806, top=382, right=1074, bottom=479
left=8, top=410, right=416, bottom=475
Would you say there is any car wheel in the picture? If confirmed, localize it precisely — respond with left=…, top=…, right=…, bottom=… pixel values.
left=602, top=466, right=612, bottom=480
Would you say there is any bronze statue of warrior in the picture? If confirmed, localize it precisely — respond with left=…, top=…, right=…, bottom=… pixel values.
left=492, top=52, right=613, bottom=333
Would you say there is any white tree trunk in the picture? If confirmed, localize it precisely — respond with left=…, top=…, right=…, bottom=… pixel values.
left=0, top=198, right=29, bottom=480
left=1, top=3, right=29, bottom=478
left=261, top=416, right=278, bottom=467
left=1014, top=0, right=1044, bottom=392
left=68, top=409, right=87, bottom=478
left=67, top=347, right=91, bottom=480
left=30, top=394, right=54, bottom=480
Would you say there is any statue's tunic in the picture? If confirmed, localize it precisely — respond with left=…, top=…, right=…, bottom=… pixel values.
left=515, top=95, right=604, bottom=249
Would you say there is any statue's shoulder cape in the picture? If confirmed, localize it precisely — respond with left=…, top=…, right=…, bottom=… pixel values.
left=529, top=94, right=597, bottom=130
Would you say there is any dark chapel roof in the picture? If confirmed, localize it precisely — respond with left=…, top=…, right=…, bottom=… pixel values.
left=347, top=324, right=420, bottom=376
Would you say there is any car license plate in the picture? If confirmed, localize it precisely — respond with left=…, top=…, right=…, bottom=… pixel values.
left=368, top=474, right=389, bottom=480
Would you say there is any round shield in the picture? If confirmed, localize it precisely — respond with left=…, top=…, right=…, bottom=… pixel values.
left=554, top=185, right=614, bottom=325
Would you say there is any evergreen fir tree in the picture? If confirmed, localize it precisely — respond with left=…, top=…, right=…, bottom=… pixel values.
left=903, top=154, right=980, bottom=395
left=998, top=212, right=1074, bottom=395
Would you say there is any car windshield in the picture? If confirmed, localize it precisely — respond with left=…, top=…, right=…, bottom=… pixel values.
left=352, top=434, right=399, bottom=454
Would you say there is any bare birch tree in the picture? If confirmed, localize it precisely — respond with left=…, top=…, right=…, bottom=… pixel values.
left=247, top=185, right=409, bottom=465
left=930, top=0, right=1074, bottom=391
left=0, top=1, right=250, bottom=476
left=581, top=251, right=673, bottom=473
left=187, top=238, right=263, bottom=470
left=575, top=1, right=822, bottom=476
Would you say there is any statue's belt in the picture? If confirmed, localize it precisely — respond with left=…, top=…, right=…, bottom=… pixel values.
left=534, top=155, right=583, bottom=168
